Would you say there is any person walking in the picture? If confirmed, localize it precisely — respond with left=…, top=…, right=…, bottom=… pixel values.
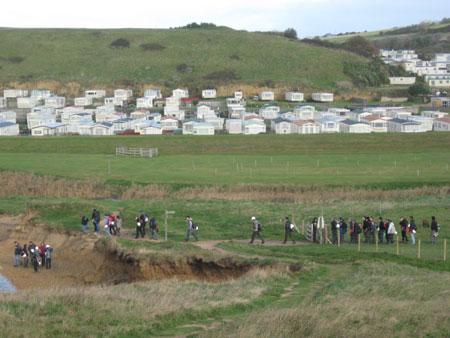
left=387, top=219, right=397, bottom=244
left=339, top=217, right=347, bottom=244
left=92, top=209, right=100, bottom=234
left=44, top=244, right=53, bottom=269
left=104, top=214, right=111, bottom=237
left=409, top=216, right=417, bottom=245
left=312, top=217, right=318, bottom=243
left=330, top=217, right=338, bottom=245
left=39, top=243, right=46, bottom=267
left=30, top=246, right=40, bottom=273
left=363, top=217, right=371, bottom=244
left=430, top=216, right=439, bottom=244
left=14, top=241, right=22, bottom=267
left=378, top=217, right=385, bottom=244
left=140, top=211, right=149, bottom=237
left=348, top=218, right=356, bottom=244
left=22, top=243, right=28, bottom=268
left=249, top=216, right=264, bottom=244
left=283, top=217, right=296, bottom=245
left=185, top=216, right=198, bottom=242
left=400, top=217, right=409, bottom=243
left=149, top=216, right=159, bottom=240
left=81, top=215, right=89, bottom=234
left=109, top=214, right=117, bottom=236
left=115, top=215, right=122, bottom=237
left=135, top=216, right=144, bottom=239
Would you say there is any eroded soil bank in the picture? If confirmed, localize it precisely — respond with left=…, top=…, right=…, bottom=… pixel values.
left=0, top=214, right=297, bottom=290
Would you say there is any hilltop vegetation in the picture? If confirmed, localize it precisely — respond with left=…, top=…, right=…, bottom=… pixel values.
left=0, top=27, right=365, bottom=92
left=324, top=18, right=450, bottom=59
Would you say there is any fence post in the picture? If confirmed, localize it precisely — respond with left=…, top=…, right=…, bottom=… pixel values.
left=358, top=234, right=361, bottom=252
left=302, top=219, right=305, bottom=235
left=444, top=239, right=447, bottom=262
left=418, top=239, right=421, bottom=259
left=396, top=236, right=399, bottom=256
left=338, top=228, right=341, bottom=247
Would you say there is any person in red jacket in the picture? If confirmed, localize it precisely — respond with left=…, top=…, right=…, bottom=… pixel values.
left=39, top=243, right=46, bottom=267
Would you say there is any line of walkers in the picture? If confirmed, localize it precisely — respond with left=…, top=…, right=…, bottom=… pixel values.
left=312, top=216, right=441, bottom=245
left=249, top=216, right=297, bottom=245
left=13, top=241, right=53, bottom=272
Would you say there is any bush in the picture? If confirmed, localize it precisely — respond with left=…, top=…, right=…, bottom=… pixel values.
left=139, top=43, right=166, bottom=51
left=343, top=36, right=378, bottom=57
left=178, top=22, right=216, bottom=29
left=408, top=83, right=431, bottom=97
left=109, top=38, right=130, bottom=49
left=284, top=28, right=298, bottom=39
left=343, top=58, right=390, bottom=88
left=203, top=70, right=240, bottom=81
left=176, top=63, right=193, bottom=73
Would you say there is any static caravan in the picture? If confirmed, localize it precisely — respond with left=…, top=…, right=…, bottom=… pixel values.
left=315, top=117, right=340, bottom=133
left=243, top=120, right=266, bottom=135
left=192, top=123, right=214, bottom=135
left=433, top=117, right=450, bottom=131
left=27, top=114, right=56, bottom=129
left=144, top=88, right=162, bottom=99
left=85, top=89, right=106, bottom=98
left=407, top=116, right=434, bottom=131
left=140, top=122, right=163, bottom=135
left=386, top=118, right=424, bottom=133
left=0, top=97, right=6, bottom=108
left=292, top=120, right=319, bottom=134
left=104, top=97, right=123, bottom=107
left=259, top=91, right=275, bottom=101
left=136, top=97, right=153, bottom=109
left=74, top=97, right=93, bottom=106
left=202, top=89, right=217, bottom=99
left=3, top=89, right=28, bottom=98
left=421, top=111, right=448, bottom=119
left=259, top=105, right=280, bottom=120
left=285, top=92, right=304, bottom=102
left=31, top=122, right=67, bottom=136
left=226, top=119, right=243, bottom=134
left=0, top=111, right=17, bottom=123
left=114, top=89, right=133, bottom=100
left=30, top=89, right=52, bottom=100
left=361, top=115, right=388, bottom=133
left=172, top=88, right=189, bottom=99
left=182, top=119, right=200, bottom=135
left=339, top=119, right=372, bottom=133
left=204, top=116, right=224, bottom=130
left=196, top=104, right=216, bottom=120
left=17, top=96, right=38, bottom=108
left=234, top=91, right=243, bottom=99
left=294, top=105, right=315, bottom=120
left=271, top=118, right=294, bottom=134
left=130, top=110, right=150, bottom=120
left=0, top=122, right=20, bottom=136
left=160, top=116, right=179, bottom=131
left=312, top=93, right=334, bottom=102
left=45, top=96, right=66, bottom=108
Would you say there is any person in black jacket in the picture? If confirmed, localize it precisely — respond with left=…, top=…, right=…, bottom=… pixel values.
left=330, top=217, right=338, bottom=244
left=363, top=217, right=372, bottom=244
left=14, top=241, right=22, bottom=267
left=135, top=216, right=144, bottom=239
left=92, top=209, right=100, bottom=233
left=139, top=211, right=148, bottom=237
left=378, top=217, right=385, bottom=244
left=282, top=217, right=296, bottom=244
left=400, top=217, right=409, bottom=243
left=312, top=218, right=318, bottom=243
left=30, top=246, right=40, bottom=273
left=339, top=217, right=347, bottom=244
left=409, top=216, right=417, bottom=245
left=81, top=215, right=89, bottom=234
left=430, top=216, right=439, bottom=244
left=149, top=215, right=159, bottom=240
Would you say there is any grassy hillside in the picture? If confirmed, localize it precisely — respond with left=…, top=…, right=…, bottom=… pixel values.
left=0, top=27, right=364, bottom=91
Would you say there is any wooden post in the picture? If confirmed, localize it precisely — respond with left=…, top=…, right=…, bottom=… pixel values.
left=418, top=240, right=421, bottom=259
left=302, top=220, right=305, bottom=235
left=396, top=236, right=399, bottom=256
left=444, top=239, right=447, bottom=262
left=358, top=234, right=361, bottom=252
left=338, top=228, right=341, bottom=247
left=325, top=226, right=328, bottom=245
left=164, top=210, right=175, bottom=242
left=376, top=235, right=378, bottom=252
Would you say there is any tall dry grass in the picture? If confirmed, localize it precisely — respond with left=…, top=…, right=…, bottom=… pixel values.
left=202, top=263, right=450, bottom=338
left=2, top=171, right=449, bottom=203
left=0, top=270, right=276, bottom=337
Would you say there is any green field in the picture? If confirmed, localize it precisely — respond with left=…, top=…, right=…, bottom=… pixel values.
left=1, top=133, right=449, bottom=337
left=0, top=28, right=364, bottom=89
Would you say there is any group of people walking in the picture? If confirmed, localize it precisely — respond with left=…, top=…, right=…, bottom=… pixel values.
left=249, top=216, right=297, bottom=245
left=314, top=215, right=440, bottom=245
left=13, top=241, right=53, bottom=272
left=81, top=209, right=123, bottom=237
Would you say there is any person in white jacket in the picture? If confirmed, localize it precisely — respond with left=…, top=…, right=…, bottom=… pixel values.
left=386, top=219, right=397, bottom=244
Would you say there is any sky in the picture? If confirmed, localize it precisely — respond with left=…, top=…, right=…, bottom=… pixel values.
left=2, top=0, right=449, bottom=37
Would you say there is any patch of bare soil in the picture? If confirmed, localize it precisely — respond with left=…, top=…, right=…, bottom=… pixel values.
left=0, top=214, right=297, bottom=291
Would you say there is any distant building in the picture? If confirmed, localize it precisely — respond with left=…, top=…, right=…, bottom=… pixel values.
left=144, top=88, right=162, bottom=99
left=31, top=122, right=67, bottom=136
left=0, top=111, right=16, bottom=123
left=193, top=122, right=214, bottom=135
left=433, top=117, right=450, bottom=131
left=172, top=88, right=189, bottom=99
left=114, top=89, right=133, bottom=100
left=44, top=96, right=65, bottom=108
left=388, top=77, right=416, bottom=85
left=431, top=97, right=450, bottom=108
left=104, top=97, right=123, bottom=107
left=312, top=93, right=334, bottom=102
left=386, top=118, right=424, bottom=133
left=202, top=89, right=217, bottom=99
left=85, top=89, right=106, bottom=98
left=136, top=97, right=153, bottom=109
left=259, top=91, right=275, bottom=101
left=17, top=97, right=38, bottom=108
left=339, top=119, right=372, bottom=133
left=3, top=89, right=28, bottom=98
left=226, top=119, right=243, bottom=134
left=74, top=97, right=93, bottom=106
left=0, top=97, right=6, bottom=108
left=0, top=121, right=20, bottom=136
left=30, top=88, right=52, bottom=100
left=285, top=92, right=304, bottom=102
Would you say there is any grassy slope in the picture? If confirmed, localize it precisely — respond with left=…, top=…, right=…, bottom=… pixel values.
left=0, top=28, right=363, bottom=88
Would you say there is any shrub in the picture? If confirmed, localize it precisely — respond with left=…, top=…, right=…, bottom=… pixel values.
left=284, top=28, right=298, bottom=39
left=140, top=43, right=166, bottom=51
left=176, top=63, right=193, bottom=73
left=343, top=36, right=378, bottom=57
left=203, top=70, right=240, bottom=81
left=109, top=38, right=130, bottom=49
left=343, top=58, right=390, bottom=88
left=8, top=56, right=25, bottom=63
left=408, top=82, right=431, bottom=97
left=229, top=54, right=241, bottom=61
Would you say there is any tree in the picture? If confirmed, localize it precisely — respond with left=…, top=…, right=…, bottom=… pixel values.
left=408, top=82, right=431, bottom=97
left=344, top=36, right=378, bottom=57
left=109, top=38, right=130, bottom=49
left=284, top=28, right=298, bottom=39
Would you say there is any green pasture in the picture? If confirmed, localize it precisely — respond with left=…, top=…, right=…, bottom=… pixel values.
left=0, top=151, right=448, bottom=185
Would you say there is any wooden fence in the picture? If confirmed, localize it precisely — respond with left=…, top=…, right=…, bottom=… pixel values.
left=115, top=147, right=158, bottom=158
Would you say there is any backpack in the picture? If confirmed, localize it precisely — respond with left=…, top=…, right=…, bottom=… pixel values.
left=257, top=222, right=262, bottom=231
left=45, top=250, right=51, bottom=259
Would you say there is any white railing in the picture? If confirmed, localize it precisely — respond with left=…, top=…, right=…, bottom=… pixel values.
left=115, top=147, right=158, bottom=158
